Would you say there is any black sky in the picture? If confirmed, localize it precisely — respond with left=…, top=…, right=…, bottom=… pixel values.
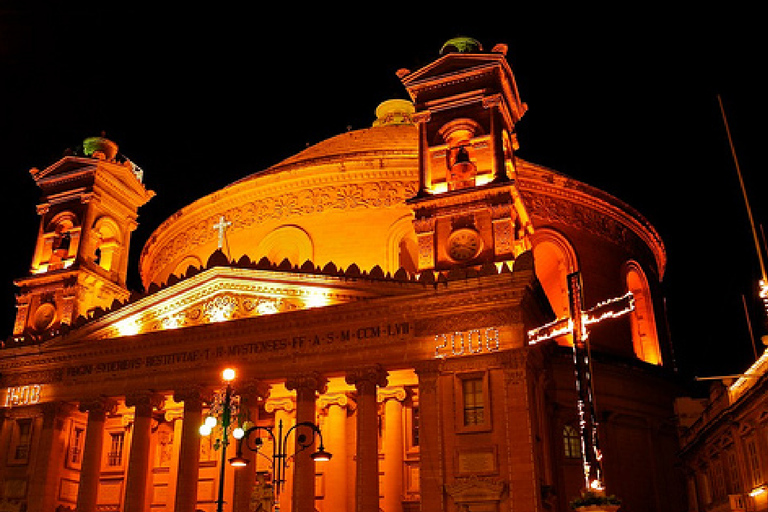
left=1, top=4, right=766, bottom=382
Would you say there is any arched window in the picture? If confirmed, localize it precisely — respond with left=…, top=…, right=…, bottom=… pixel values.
left=387, top=215, right=418, bottom=275
left=41, top=212, right=80, bottom=270
left=92, top=216, right=122, bottom=273
left=625, top=262, right=662, bottom=365
left=257, top=225, right=313, bottom=267
left=532, top=230, right=578, bottom=346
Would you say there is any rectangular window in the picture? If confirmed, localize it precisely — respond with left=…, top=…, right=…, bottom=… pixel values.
left=13, top=419, right=32, bottom=462
left=411, top=406, right=420, bottom=448
left=563, top=425, right=581, bottom=459
left=455, top=372, right=490, bottom=432
left=107, top=432, right=125, bottom=467
left=70, top=427, right=84, bottom=465
left=462, top=378, right=484, bottom=426
left=747, top=438, right=763, bottom=486
left=727, top=451, right=741, bottom=493
left=711, top=459, right=726, bottom=501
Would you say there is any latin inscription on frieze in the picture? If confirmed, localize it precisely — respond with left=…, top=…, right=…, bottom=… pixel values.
left=56, top=321, right=411, bottom=382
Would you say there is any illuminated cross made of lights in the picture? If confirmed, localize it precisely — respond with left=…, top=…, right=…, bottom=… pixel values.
left=213, top=215, right=232, bottom=250
left=528, top=272, right=634, bottom=492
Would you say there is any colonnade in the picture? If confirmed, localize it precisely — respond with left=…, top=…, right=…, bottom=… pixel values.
left=66, top=365, right=419, bottom=512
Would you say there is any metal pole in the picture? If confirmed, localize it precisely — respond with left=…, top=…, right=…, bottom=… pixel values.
left=718, top=95, right=767, bottom=282
left=743, top=294, right=759, bottom=360
left=216, top=383, right=232, bottom=512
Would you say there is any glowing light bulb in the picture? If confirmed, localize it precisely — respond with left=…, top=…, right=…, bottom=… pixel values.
left=233, top=427, right=245, bottom=439
left=222, top=368, right=236, bottom=381
left=205, top=416, right=217, bottom=428
left=199, top=424, right=212, bottom=436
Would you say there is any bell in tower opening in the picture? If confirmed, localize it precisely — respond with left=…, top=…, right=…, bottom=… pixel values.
left=447, top=145, right=477, bottom=191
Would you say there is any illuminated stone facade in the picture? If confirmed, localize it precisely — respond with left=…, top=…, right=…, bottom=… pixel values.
left=677, top=351, right=768, bottom=511
left=0, top=40, right=682, bottom=512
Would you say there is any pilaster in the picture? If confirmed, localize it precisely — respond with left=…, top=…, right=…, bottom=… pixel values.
left=414, top=360, right=443, bottom=512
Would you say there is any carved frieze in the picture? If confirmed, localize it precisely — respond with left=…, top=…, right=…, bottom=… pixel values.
left=522, top=191, right=632, bottom=247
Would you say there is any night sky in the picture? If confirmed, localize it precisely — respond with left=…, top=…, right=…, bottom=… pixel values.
left=1, top=5, right=765, bottom=383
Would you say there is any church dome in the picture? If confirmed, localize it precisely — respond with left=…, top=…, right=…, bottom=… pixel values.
left=140, top=104, right=665, bottom=340
left=139, top=115, right=420, bottom=288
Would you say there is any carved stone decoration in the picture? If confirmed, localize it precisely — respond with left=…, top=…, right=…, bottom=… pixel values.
left=445, top=475, right=507, bottom=512
left=146, top=180, right=418, bottom=278
left=78, top=396, right=118, bottom=416
left=345, top=364, right=389, bottom=394
left=521, top=191, right=637, bottom=251
left=125, top=392, right=165, bottom=415
left=285, top=371, right=328, bottom=395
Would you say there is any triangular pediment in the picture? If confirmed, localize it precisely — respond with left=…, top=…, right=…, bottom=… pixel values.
left=401, top=52, right=525, bottom=124
left=67, top=265, right=423, bottom=341
left=31, top=156, right=150, bottom=202
left=401, top=52, right=508, bottom=86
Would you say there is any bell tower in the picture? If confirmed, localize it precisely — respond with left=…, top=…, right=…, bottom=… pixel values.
left=401, top=37, right=533, bottom=271
left=12, top=136, right=154, bottom=341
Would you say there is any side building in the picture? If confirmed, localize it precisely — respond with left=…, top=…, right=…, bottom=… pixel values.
left=678, top=349, right=768, bottom=512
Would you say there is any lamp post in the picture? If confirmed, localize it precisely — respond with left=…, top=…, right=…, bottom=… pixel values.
left=228, top=419, right=332, bottom=512
left=199, top=368, right=239, bottom=512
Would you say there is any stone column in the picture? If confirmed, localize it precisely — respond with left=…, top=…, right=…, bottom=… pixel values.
left=318, top=392, right=353, bottom=512
left=28, top=402, right=75, bottom=512
left=378, top=387, right=407, bottom=512
left=173, top=386, right=206, bottom=512
left=414, top=360, right=443, bottom=512
left=286, top=372, right=328, bottom=512
left=76, top=397, right=117, bottom=512
left=233, top=381, right=270, bottom=512
left=346, top=365, right=389, bottom=512
left=484, top=94, right=509, bottom=183
left=413, top=110, right=432, bottom=197
left=124, top=392, right=165, bottom=512
left=264, top=396, right=295, bottom=512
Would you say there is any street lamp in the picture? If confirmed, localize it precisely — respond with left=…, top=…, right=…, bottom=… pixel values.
left=199, top=368, right=240, bottom=512
left=228, top=419, right=332, bottom=512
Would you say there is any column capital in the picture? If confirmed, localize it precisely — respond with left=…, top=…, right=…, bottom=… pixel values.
left=79, top=396, right=118, bottom=416
left=264, top=396, right=295, bottom=414
left=318, top=392, right=355, bottom=411
left=377, top=386, right=407, bottom=404
left=412, top=110, right=431, bottom=124
left=482, top=93, right=503, bottom=109
left=285, top=372, right=328, bottom=395
left=239, top=379, right=271, bottom=400
left=39, top=401, right=77, bottom=428
left=346, top=364, right=388, bottom=394
left=413, top=359, right=442, bottom=376
left=125, top=391, right=165, bottom=413
left=173, top=385, right=211, bottom=408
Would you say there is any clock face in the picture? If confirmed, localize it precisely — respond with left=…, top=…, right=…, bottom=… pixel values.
left=447, top=229, right=482, bottom=262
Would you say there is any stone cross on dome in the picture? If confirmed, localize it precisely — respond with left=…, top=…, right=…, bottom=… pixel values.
left=528, top=272, right=635, bottom=493
left=213, top=215, right=232, bottom=250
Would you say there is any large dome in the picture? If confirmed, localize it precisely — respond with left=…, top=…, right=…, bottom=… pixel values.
left=140, top=103, right=665, bottom=362
left=140, top=116, right=420, bottom=288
